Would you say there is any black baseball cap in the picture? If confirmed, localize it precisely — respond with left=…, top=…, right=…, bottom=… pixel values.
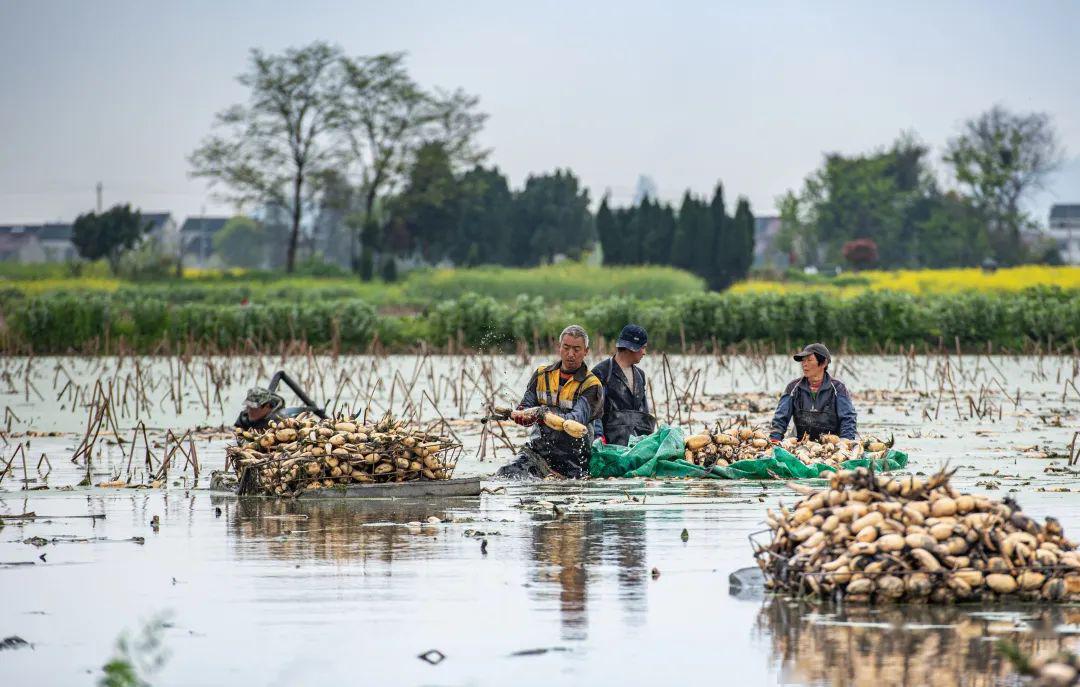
left=616, top=324, right=648, bottom=351
left=793, top=342, right=830, bottom=363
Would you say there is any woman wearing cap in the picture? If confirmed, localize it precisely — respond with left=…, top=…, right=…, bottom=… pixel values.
left=590, top=324, right=656, bottom=446
left=769, top=343, right=857, bottom=443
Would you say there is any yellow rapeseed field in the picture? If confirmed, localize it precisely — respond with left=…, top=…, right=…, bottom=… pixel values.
left=10, top=277, right=121, bottom=294
left=731, top=265, right=1080, bottom=296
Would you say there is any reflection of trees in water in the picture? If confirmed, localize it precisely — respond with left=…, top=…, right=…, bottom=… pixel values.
left=756, top=597, right=1080, bottom=687
left=219, top=496, right=479, bottom=566
left=529, top=509, right=648, bottom=641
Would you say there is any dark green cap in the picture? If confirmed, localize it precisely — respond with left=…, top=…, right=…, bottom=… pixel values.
left=793, top=343, right=831, bottom=364
left=244, top=387, right=281, bottom=409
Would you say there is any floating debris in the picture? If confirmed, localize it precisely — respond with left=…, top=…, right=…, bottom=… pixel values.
left=463, top=529, right=499, bottom=537
left=509, top=646, right=571, bottom=657
left=417, top=649, right=446, bottom=665
left=0, top=636, right=31, bottom=651
left=22, top=536, right=144, bottom=546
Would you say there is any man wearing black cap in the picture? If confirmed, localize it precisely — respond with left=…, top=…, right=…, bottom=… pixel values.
left=590, top=324, right=656, bottom=446
left=769, top=342, right=857, bottom=442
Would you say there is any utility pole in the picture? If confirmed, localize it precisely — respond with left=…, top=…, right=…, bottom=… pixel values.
left=95, top=182, right=103, bottom=213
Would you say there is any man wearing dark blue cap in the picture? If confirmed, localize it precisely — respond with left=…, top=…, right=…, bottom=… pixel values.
left=590, top=324, right=656, bottom=445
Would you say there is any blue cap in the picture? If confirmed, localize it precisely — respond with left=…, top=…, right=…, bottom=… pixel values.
left=616, top=324, right=648, bottom=352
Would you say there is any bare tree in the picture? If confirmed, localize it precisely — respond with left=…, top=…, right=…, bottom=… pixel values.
left=944, top=105, right=1063, bottom=261
left=189, top=42, right=345, bottom=272
left=339, top=52, right=487, bottom=270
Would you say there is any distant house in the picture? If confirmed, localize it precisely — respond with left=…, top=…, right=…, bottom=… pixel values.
left=1049, top=204, right=1080, bottom=265
left=0, top=223, right=69, bottom=262
left=180, top=216, right=230, bottom=267
left=0, top=212, right=177, bottom=264
left=38, top=223, right=76, bottom=262
left=753, top=216, right=789, bottom=269
left=141, top=212, right=179, bottom=253
left=0, top=225, right=47, bottom=263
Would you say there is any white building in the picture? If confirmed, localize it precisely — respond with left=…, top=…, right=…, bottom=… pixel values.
left=37, top=223, right=77, bottom=261
left=142, top=213, right=179, bottom=254
left=0, top=225, right=47, bottom=263
left=1049, top=204, right=1080, bottom=265
left=753, top=216, right=789, bottom=269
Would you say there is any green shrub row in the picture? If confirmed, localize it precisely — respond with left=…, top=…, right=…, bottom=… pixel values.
left=4, top=295, right=378, bottom=352
left=2, top=288, right=1078, bottom=354
left=590, top=289, right=1080, bottom=350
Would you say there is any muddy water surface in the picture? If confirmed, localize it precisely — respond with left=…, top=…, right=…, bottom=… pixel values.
left=2, top=354, right=1079, bottom=686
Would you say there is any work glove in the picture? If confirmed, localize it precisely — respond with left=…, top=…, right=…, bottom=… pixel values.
left=511, top=406, right=544, bottom=427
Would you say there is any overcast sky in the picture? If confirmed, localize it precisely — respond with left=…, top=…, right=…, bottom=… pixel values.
left=1, top=0, right=1077, bottom=225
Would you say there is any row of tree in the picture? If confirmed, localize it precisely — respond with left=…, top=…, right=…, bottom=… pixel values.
left=188, top=43, right=1064, bottom=277
left=377, top=145, right=593, bottom=269
left=188, top=42, right=754, bottom=282
left=778, top=107, right=1063, bottom=269
left=596, top=186, right=755, bottom=290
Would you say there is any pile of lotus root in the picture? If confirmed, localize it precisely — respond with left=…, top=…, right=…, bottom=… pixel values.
left=683, top=425, right=893, bottom=468
left=754, top=466, right=1080, bottom=604
left=227, top=413, right=459, bottom=496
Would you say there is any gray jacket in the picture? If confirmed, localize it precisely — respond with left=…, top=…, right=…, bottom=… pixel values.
left=769, top=373, right=857, bottom=441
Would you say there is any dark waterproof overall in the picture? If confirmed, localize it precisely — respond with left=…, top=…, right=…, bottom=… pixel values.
left=591, top=356, right=656, bottom=446
left=793, top=395, right=839, bottom=441
left=769, top=373, right=858, bottom=442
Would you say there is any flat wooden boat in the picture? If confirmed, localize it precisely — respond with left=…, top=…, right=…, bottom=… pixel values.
left=209, top=471, right=482, bottom=498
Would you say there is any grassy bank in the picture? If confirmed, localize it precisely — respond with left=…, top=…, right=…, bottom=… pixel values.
left=0, top=263, right=705, bottom=306
left=2, top=287, right=1078, bottom=354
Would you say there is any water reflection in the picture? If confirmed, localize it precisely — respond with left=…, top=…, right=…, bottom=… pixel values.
left=528, top=508, right=648, bottom=641
left=216, top=495, right=480, bottom=565
left=757, top=597, right=1080, bottom=687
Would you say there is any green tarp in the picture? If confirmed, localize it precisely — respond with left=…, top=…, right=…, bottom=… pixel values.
left=588, top=425, right=908, bottom=480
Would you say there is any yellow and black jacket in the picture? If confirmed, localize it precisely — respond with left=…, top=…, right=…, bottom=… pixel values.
left=512, top=361, right=604, bottom=478
left=520, top=361, right=604, bottom=424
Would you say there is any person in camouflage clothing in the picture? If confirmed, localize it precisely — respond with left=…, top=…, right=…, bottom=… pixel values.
left=234, top=387, right=289, bottom=431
